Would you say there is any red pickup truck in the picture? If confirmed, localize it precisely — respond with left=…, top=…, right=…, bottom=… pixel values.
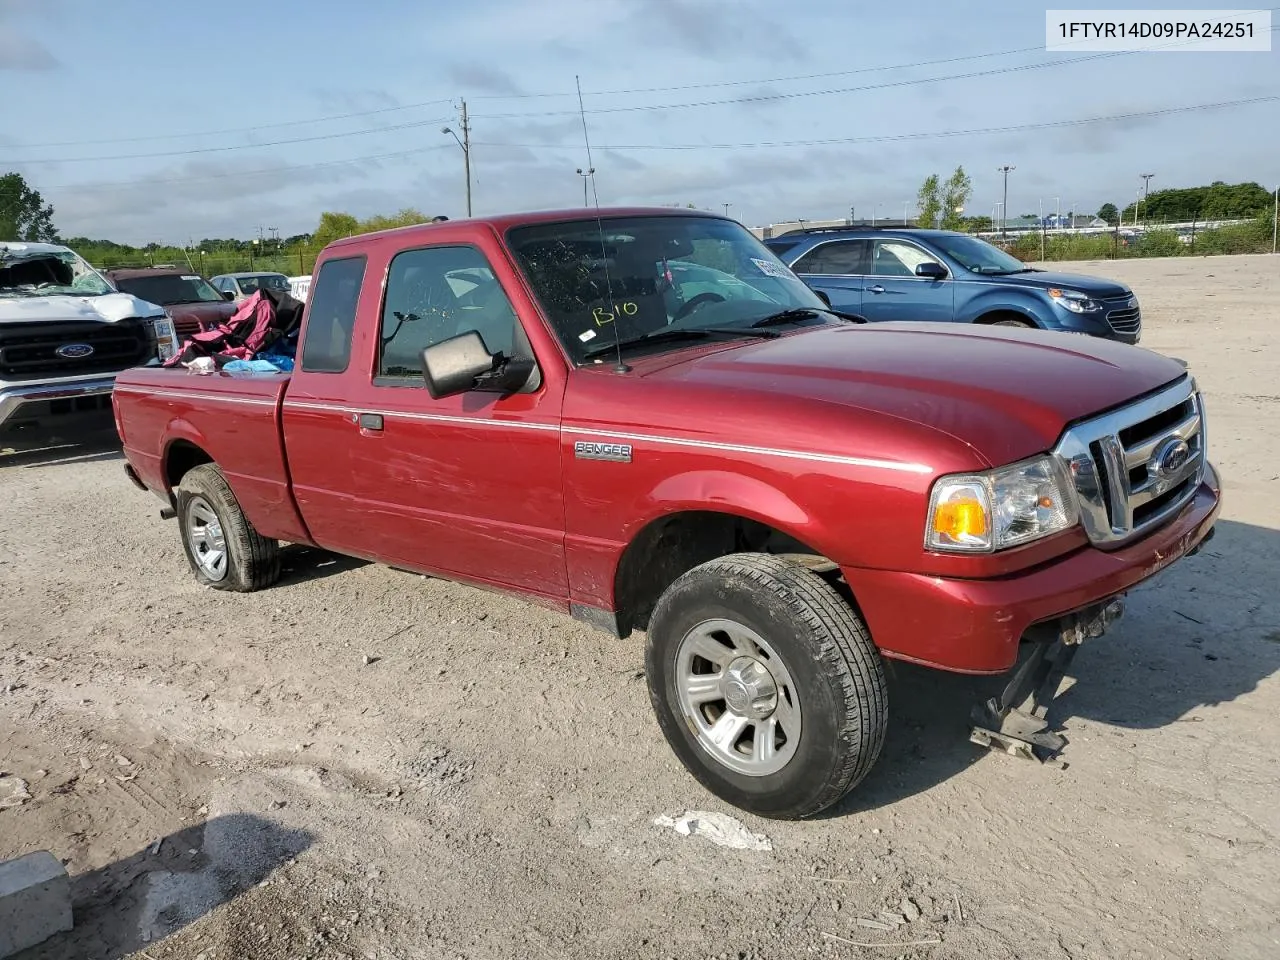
left=113, top=208, right=1220, bottom=819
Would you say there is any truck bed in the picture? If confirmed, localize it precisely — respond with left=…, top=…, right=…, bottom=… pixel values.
left=113, top=366, right=311, bottom=543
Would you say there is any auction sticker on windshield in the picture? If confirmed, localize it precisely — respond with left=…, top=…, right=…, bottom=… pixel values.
left=751, top=258, right=796, bottom=279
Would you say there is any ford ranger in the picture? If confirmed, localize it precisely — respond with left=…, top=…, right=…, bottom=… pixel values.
left=112, top=208, right=1220, bottom=819
left=1, top=242, right=177, bottom=439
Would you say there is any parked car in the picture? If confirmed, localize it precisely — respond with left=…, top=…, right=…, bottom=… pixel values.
left=763, top=227, right=1142, bottom=343
left=113, top=208, right=1218, bottom=819
left=105, top=267, right=237, bottom=337
left=210, top=271, right=292, bottom=304
left=1, top=242, right=176, bottom=438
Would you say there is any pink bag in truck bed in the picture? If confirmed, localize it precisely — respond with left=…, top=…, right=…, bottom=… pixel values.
left=164, top=288, right=302, bottom=368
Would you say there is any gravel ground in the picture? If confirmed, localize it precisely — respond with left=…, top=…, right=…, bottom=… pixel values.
left=1, top=254, right=1277, bottom=960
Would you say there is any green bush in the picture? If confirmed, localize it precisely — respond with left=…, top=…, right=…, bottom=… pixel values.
left=1130, top=229, right=1184, bottom=258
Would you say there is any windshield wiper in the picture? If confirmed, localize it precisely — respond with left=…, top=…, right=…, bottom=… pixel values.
left=749, top=306, right=863, bottom=327
left=582, top=325, right=778, bottom=359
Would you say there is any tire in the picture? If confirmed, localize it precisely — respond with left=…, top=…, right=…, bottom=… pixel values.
left=175, top=463, right=281, bottom=592
left=990, top=318, right=1033, bottom=328
left=645, top=553, right=887, bottom=820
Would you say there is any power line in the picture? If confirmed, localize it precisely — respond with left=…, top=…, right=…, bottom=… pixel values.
left=470, top=95, right=1280, bottom=151
left=466, top=7, right=1278, bottom=99
left=8, top=100, right=456, bottom=150
left=44, top=145, right=449, bottom=190
left=467, top=45, right=1226, bottom=120
left=1, top=115, right=454, bottom=165
left=35, top=94, right=1275, bottom=196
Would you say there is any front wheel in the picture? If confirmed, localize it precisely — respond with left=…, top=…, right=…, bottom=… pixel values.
left=645, top=553, right=887, bottom=820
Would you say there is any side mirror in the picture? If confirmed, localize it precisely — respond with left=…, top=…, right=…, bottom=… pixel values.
left=915, top=262, right=947, bottom=279
left=421, top=330, right=534, bottom=400
left=223, top=290, right=236, bottom=300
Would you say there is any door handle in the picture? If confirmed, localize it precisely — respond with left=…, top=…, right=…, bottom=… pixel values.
left=867, top=284, right=886, bottom=294
left=358, top=413, right=383, bottom=431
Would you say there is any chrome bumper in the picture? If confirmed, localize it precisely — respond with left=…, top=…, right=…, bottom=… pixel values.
left=0, top=377, right=119, bottom=428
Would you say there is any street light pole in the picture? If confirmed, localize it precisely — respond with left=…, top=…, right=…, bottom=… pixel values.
left=997, top=165, right=1015, bottom=240
left=575, top=167, right=594, bottom=206
left=441, top=99, right=472, bottom=217
left=723, top=202, right=732, bottom=218
left=1139, top=173, right=1154, bottom=228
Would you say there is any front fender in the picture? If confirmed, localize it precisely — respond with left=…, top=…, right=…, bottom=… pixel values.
left=644, top=469, right=816, bottom=537
left=959, top=289, right=1054, bottom=328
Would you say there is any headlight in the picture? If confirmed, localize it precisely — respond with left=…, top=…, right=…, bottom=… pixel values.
left=925, top=455, right=1077, bottom=553
left=1047, top=287, right=1102, bottom=313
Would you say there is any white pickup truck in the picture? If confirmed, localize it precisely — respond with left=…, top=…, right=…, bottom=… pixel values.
left=0, top=242, right=177, bottom=438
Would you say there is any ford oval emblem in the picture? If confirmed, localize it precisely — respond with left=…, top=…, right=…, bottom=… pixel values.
left=1152, top=437, right=1190, bottom=478
left=55, top=343, right=95, bottom=359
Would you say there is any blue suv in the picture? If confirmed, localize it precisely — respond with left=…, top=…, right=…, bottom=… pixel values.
left=763, top=227, right=1141, bottom=344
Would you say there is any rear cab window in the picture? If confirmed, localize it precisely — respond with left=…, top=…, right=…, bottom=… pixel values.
left=300, top=256, right=366, bottom=373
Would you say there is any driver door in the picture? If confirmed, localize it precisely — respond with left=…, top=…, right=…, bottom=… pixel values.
left=337, top=242, right=570, bottom=600
left=858, top=239, right=953, bottom=323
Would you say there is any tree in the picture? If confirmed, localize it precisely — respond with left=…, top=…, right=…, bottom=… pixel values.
left=358, top=208, right=432, bottom=233
left=1097, top=202, right=1119, bottom=225
left=940, top=166, right=973, bottom=231
left=311, top=212, right=361, bottom=249
left=0, top=172, right=58, bottom=242
left=916, top=174, right=941, bottom=228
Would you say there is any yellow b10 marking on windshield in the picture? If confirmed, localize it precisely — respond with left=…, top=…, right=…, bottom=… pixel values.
left=592, top=301, right=639, bottom=326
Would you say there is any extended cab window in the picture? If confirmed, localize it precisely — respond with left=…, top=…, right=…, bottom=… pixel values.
left=872, top=240, right=942, bottom=278
left=300, top=255, right=366, bottom=373
left=378, top=246, right=518, bottom=380
left=793, top=239, right=870, bottom=275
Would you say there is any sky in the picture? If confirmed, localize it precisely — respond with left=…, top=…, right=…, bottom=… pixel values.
left=1, top=0, right=1276, bottom=245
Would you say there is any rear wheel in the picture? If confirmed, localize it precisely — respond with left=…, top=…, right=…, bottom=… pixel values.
left=988, top=317, right=1033, bottom=328
left=645, top=553, right=887, bottom=820
left=176, top=463, right=280, bottom=592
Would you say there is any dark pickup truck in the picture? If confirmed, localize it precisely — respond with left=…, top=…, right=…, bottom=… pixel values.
left=113, top=208, right=1220, bottom=819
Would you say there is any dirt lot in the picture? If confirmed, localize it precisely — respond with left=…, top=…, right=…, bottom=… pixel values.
left=2, top=253, right=1277, bottom=960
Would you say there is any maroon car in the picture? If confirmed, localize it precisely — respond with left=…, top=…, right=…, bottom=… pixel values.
left=105, top=267, right=236, bottom=337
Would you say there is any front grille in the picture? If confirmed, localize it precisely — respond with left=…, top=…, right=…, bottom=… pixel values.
left=1104, top=296, right=1141, bottom=334
left=0, top=319, right=152, bottom=378
left=1053, top=376, right=1204, bottom=546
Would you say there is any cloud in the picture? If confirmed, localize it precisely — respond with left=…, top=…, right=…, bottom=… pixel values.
left=0, top=27, right=57, bottom=71
left=616, top=0, right=803, bottom=60
left=447, top=63, right=525, bottom=97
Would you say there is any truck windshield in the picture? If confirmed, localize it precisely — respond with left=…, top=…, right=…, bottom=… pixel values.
left=507, top=215, right=829, bottom=362
left=928, top=235, right=1031, bottom=275
left=0, top=250, right=114, bottom=298
left=114, top=274, right=224, bottom=305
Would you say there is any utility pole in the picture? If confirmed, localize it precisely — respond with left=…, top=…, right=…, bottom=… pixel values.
left=849, top=204, right=855, bottom=225
left=723, top=202, right=732, bottom=218
left=1140, top=173, right=1154, bottom=227
left=442, top=100, right=472, bottom=217
left=1272, top=185, right=1278, bottom=254
left=997, top=165, right=1015, bottom=240
left=575, top=167, right=594, bottom=206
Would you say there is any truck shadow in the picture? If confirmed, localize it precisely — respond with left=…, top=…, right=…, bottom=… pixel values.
left=278, top=544, right=371, bottom=585
left=826, top=517, right=1280, bottom=815
left=0, top=429, right=122, bottom=470
left=14, top=814, right=314, bottom=960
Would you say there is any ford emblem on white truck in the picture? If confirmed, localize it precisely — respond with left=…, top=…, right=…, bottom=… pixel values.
left=55, top=343, right=95, bottom=359
left=574, top=440, right=632, bottom=463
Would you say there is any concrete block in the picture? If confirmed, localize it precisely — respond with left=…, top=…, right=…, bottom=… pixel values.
left=0, top=851, right=73, bottom=958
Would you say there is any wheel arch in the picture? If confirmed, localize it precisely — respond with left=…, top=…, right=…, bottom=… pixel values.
left=610, top=502, right=848, bottom=638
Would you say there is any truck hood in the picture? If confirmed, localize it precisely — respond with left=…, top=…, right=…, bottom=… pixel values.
left=0, top=292, right=166, bottom=325
left=994, top=270, right=1132, bottom=298
left=648, top=322, right=1186, bottom=467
